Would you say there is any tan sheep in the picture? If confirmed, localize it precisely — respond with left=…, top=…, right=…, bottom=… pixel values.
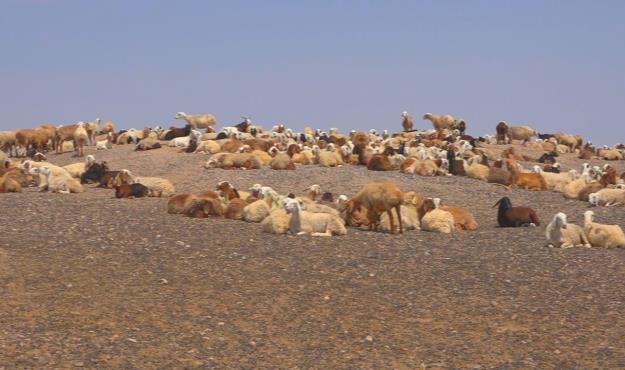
left=346, top=181, right=404, bottom=233
left=63, top=155, right=96, bottom=178
left=420, top=198, right=455, bottom=234
left=114, top=169, right=175, bottom=197
left=175, top=112, right=217, bottom=129
left=34, top=166, right=83, bottom=194
left=423, top=113, right=456, bottom=131
left=545, top=212, right=590, bottom=248
left=584, top=210, right=625, bottom=248
left=507, top=125, right=536, bottom=143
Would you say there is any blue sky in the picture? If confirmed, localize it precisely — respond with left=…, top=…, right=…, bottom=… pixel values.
left=1, top=0, right=624, bottom=144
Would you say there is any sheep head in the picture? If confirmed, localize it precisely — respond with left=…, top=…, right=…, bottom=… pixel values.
left=175, top=112, right=187, bottom=119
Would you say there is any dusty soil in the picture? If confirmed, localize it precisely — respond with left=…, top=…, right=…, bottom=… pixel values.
left=1, top=143, right=624, bottom=369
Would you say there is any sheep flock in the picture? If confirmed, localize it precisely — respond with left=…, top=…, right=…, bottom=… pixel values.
left=1, top=111, right=625, bottom=248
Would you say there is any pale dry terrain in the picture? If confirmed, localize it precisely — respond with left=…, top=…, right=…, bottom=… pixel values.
left=1, top=143, right=624, bottom=369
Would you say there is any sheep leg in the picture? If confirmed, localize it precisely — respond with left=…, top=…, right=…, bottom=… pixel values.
left=387, top=210, right=395, bottom=234
left=395, top=205, right=403, bottom=234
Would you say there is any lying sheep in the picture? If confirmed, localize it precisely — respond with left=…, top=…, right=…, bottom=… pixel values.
left=115, top=183, right=149, bottom=198
left=63, top=155, right=96, bottom=178
left=283, top=198, right=346, bottom=236
left=545, top=212, right=590, bottom=248
left=584, top=210, right=625, bottom=248
left=34, top=166, right=84, bottom=194
left=205, top=153, right=262, bottom=170
left=419, top=198, right=455, bottom=234
left=261, top=209, right=291, bottom=234
left=114, top=169, right=175, bottom=197
left=589, top=189, right=625, bottom=206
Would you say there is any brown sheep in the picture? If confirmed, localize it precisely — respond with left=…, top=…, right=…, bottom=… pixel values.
left=270, top=153, right=296, bottom=170
left=367, top=147, right=395, bottom=171
left=54, top=124, right=79, bottom=153
left=0, top=172, right=23, bottom=193
left=494, top=197, right=540, bottom=227
left=346, top=181, right=404, bottom=234
left=183, top=198, right=224, bottom=218
left=401, top=111, right=414, bottom=132
left=506, top=159, right=547, bottom=191
left=496, top=121, right=509, bottom=144
left=15, top=128, right=50, bottom=152
left=73, top=122, right=89, bottom=157
left=440, top=206, right=479, bottom=230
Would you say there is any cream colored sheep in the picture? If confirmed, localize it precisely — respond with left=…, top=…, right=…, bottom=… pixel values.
left=584, top=210, right=625, bottom=248
left=175, top=112, right=217, bottom=129
left=73, top=122, right=89, bottom=157
left=379, top=205, right=420, bottom=232
left=312, top=145, right=342, bottom=167
left=20, top=160, right=70, bottom=189
left=243, top=188, right=280, bottom=222
left=96, top=132, right=114, bottom=150
left=423, top=113, right=456, bottom=131
left=168, top=129, right=202, bottom=148
left=545, top=212, right=590, bottom=248
left=466, top=162, right=490, bottom=181
left=261, top=209, right=291, bottom=234
left=114, top=169, right=175, bottom=197
left=533, top=166, right=577, bottom=192
left=588, top=188, right=625, bottom=206
left=194, top=140, right=221, bottom=154
left=283, top=198, right=346, bottom=236
left=63, top=155, right=96, bottom=178
left=563, top=174, right=593, bottom=199
left=35, top=166, right=84, bottom=194
left=508, top=125, right=536, bottom=143
left=597, top=148, right=623, bottom=160
left=420, top=198, right=455, bottom=234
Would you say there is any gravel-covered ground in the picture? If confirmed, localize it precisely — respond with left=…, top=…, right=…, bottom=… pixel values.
left=1, top=143, right=624, bottom=369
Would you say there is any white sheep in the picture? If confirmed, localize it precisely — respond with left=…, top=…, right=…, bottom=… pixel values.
left=35, top=166, right=84, bottom=194
left=20, top=160, right=71, bottom=190
left=533, top=166, right=577, bottom=192
left=283, top=198, right=346, bottom=236
left=584, top=210, right=625, bottom=248
left=96, top=132, right=114, bottom=150
left=168, top=129, right=202, bottom=148
left=588, top=189, right=625, bottom=207
left=545, top=212, right=590, bottom=248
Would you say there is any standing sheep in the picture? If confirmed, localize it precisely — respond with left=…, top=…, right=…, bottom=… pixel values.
left=423, top=113, right=456, bottom=131
left=401, top=111, right=414, bottom=132
left=175, top=112, right=217, bottom=129
left=346, top=181, right=404, bottom=234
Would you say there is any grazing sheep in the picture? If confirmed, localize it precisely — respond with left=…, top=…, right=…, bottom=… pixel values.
left=346, top=181, right=404, bottom=234
left=63, top=155, right=96, bottom=178
left=588, top=188, right=625, bottom=206
left=493, top=197, right=539, bottom=227
left=507, top=125, right=536, bottom=143
left=283, top=198, right=346, bottom=236
left=35, top=166, right=84, bottom=194
left=114, top=183, right=149, bottom=198
left=419, top=198, right=455, bottom=234
left=423, top=113, right=456, bottom=131
left=175, top=112, right=217, bottom=129
left=401, top=111, right=414, bottom=132
left=114, top=169, right=175, bottom=197
left=545, top=212, right=590, bottom=248
left=584, top=210, right=625, bottom=248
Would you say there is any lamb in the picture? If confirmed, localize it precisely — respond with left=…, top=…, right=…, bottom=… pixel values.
left=34, top=166, right=84, bottom=194
left=507, top=125, right=536, bottom=143
left=493, top=197, right=539, bottom=227
left=588, top=189, right=625, bottom=207
left=346, top=181, right=404, bottom=234
left=423, top=113, right=456, bottom=131
left=401, top=111, right=414, bottom=132
left=545, top=213, right=590, bottom=248
left=584, top=210, right=625, bottom=248
left=175, top=112, right=217, bottom=129
left=72, top=122, right=89, bottom=156
left=419, top=198, right=455, bottom=234
left=115, top=183, right=149, bottom=198
left=113, top=169, right=175, bottom=197
left=283, top=198, right=346, bottom=236
left=63, top=155, right=96, bottom=178
left=96, top=132, right=114, bottom=150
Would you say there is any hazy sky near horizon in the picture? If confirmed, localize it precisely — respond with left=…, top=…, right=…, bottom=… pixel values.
left=1, top=0, right=624, bottom=144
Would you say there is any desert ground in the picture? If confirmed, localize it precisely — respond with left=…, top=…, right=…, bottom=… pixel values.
left=1, top=143, right=625, bottom=369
